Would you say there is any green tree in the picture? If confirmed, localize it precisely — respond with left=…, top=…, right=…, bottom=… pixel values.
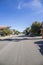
left=31, top=21, right=41, bottom=35
left=23, top=27, right=30, bottom=35
left=3, top=28, right=12, bottom=35
left=13, top=29, right=20, bottom=35
left=0, top=28, right=12, bottom=36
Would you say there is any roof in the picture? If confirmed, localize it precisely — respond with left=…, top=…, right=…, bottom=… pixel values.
left=0, top=26, right=10, bottom=29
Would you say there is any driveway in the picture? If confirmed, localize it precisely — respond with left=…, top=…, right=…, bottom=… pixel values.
left=0, top=35, right=43, bottom=65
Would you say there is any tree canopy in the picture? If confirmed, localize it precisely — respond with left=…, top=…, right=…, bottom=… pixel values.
left=0, top=28, right=12, bottom=36
left=31, top=21, right=41, bottom=34
left=23, top=27, right=30, bottom=35
left=23, top=21, right=42, bottom=36
left=13, top=29, right=20, bottom=35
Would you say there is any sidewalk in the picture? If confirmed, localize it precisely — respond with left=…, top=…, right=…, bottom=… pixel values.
left=0, top=35, right=13, bottom=40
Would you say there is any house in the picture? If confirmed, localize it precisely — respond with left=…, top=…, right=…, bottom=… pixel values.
left=0, top=26, right=10, bottom=36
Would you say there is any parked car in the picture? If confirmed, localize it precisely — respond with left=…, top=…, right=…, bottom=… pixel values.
left=29, top=33, right=34, bottom=37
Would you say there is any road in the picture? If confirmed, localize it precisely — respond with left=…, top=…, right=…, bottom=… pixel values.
left=0, top=35, right=43, bottom=65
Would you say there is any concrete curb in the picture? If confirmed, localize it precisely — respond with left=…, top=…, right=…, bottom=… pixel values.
left=0, top=35, right=13, bottom=40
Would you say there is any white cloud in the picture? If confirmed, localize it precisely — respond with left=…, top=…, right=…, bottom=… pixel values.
left=17, top=0, right=42, bottom=9
left=17, top=1, right=22, bottom=9
left=31, top=0, right=42, bottom=8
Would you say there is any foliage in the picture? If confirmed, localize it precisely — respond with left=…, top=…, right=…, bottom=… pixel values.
left=31, top=21, right=41, bottom=35
left=13, top=29, right=20, bottom=35
left=0, top=28, right=12, bottom=36
left=23, top=21, right=41, bottom=36
left=23, top=27, right=30, bottom=35
left=3, top=28, right=12, bottom=35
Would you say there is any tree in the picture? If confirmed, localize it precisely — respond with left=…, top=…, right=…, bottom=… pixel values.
left=3, top=28, right=12, bottom=35
left=23, top=27, right=30, bottom=35
left=13, top=29, right=20, bottom=35
left=31, top=21, right=41, bottom=35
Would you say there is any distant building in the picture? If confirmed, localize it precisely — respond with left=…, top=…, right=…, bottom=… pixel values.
left=0, top=26, right=10, bottom=30
left=0, top=26, right=10, bottom=36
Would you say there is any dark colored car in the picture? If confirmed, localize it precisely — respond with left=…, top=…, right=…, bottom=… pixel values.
left=29, top=33, right=34, bottom=37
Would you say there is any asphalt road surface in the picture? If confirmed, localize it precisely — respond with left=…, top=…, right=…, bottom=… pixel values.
left=0, top=35, right=43, bottom=65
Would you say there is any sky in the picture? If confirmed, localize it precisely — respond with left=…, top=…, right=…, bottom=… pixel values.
left=0, top=0, right=43, bottom=32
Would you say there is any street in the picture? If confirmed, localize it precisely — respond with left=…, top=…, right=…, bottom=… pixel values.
left=0, top=35, right=43, bottom=65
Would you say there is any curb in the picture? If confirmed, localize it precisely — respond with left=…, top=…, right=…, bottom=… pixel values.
left=0, top=35, right=13, bottom=40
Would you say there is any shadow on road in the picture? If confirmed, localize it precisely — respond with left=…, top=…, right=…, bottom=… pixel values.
left=18, top=35, right=28, bottom=37
left=18, top=34, right=37, bottom=37
left=0, top=37, right=42, bottom=42
left=0, top=38, right=29, bottom=42
left=35, top=41, right=43, bottom=55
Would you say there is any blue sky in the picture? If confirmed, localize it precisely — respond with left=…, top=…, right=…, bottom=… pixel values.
left=0, top=0, right=43, bottom=31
